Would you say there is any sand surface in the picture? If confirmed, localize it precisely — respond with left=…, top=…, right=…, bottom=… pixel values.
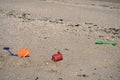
left=0, top=0, right=120, bottom=80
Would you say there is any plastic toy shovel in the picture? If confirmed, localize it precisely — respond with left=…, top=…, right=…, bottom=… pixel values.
left=3, top=47, right=17, bottom=56
left=95, top=40, right=117, bottom=46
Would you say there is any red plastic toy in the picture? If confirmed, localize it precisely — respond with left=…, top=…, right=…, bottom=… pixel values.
left=52, top=51, right=63, bottom=62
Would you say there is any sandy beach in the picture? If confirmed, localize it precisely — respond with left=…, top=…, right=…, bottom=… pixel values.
left=0, top=0, right=120, bottom=80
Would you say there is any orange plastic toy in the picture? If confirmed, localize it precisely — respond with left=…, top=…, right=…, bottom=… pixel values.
left=18, top=48, right=30, bottom=57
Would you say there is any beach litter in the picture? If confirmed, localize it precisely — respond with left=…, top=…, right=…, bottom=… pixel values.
left=52, top=51, right=63, bottom=62
left=3, top=47, right=31, bottom=57
left=18, top=48, right=30, bottom=57
left=3, top=47, right=17, bottom=56
left=95, top=40, right=117, bottom=46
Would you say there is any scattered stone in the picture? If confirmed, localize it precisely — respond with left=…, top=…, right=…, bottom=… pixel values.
left=88, top=37, right=90, bottom=39
left=22, top=13, right=27, bottom=17
left=109, top=76, right=112, bottom=78
left=75, top=24, right=80, bottom=27
left=88, top=35, right=91, bottom=39
left=83, top=29, right=86, bottom=31
left=44, top=37, right=48, bottom=39
left=88, top=26, right=91, bottom=28
left=49, top=20, right=54, bottom=23
left=6, top=10, right=34, bottom=22
left=98, top=35, right=104, bottom=38
left=67, top=23, right=81, bottom=27
left=66, top=29, right=69, bottom=31
left=58, top=19, right=63, bottom=21
left=49, top=19, right=64, bottom=24
left=58, top=78, right=63, bottom=80
left=77, top=74, right=81, bottom=77
left=27, top=18, right=31, bottom=20
left=93, top=24, right=97, bottom=26
left=39, top=17, right=49, bottom=21
left=6, top=10, right=16, bottom=17
left=96, top=27, right=99, bottom=29
left=77, top=74, right=88, bottom=77
left=102, top=28, right=120, bottom=35
left=82, top=74, right=88, bottom=77
left=104, top=28, right=111, bottom=33
left=94, top=68, right=96, bottom=70
left=64, top=48, right=69, bottom=51
left=109, top=28, right=120, bottom=32
left=67, top=24, right=74, bottom=27
left=80, top=69, right=83, bottom=71
left=35, top=77, right=39, bottom=80
left=91, top=4, right=96, bottom=6
left=111, top=36, right=115, bottom=39
left=89, top=29, right=93, bottom=32
left=85, top=22, right=93, bottom=25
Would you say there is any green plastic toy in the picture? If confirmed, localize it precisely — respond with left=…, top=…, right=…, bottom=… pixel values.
left=95, top=40, right=117, bottom=46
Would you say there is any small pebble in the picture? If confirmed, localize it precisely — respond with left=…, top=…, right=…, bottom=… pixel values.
left=44, top=37, right=48, bottom=39
left=64, top=48, right=69, bottom=51
left=35, top=77, right=39, bottom=80
left=80, top=69, right=83, bottom=71
left=94, top=68, right=96, bottom=70
left=93, top=24, right=97, bottom=26
left=58, top=78, right=63, bottom=80
left=98, top=35, right=104, bottom=38
left=109, top=76, right=112, bottom=78
left=75, top=24, right=80, bottom=27
left=58, top=19, right=63, bottom=21
left=88, top=26, right=91, bottom=28
left=83, top=74, right=87, bottom=77
left=77, top=74, right=88, bottom=77
left=88, top=38, right=90, bottom=39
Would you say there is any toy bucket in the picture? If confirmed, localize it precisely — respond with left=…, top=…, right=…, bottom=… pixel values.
left=52, top=51, right=63, bottom=62
left=18, top=48, right=30, bottom=57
